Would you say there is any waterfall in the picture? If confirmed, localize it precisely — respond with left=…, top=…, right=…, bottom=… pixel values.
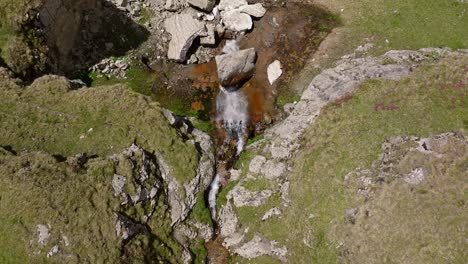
left=208, top=174, right=220, bottom=220
left=208, top=39, right=250, bottom=220
left=216, top=86, right=249, bottom=155
left=222, top=39, right=240, bottom=54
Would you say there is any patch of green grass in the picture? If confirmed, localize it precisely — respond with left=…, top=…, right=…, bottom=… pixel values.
left=241, top=178, right=274, bottom=192
left=138, top=7, right=153, bottom=25
left=233, top=149, right=255, bottom=171
left=216, top=180, right=238, bottom=211
left=358, top=0, right=468, bottom=53
left=332, top=134, right=467, bottom=263
left=87, top=63, right=156, bottom=97
left=275, top=93, right=300, bottom=108
left=247, top=135, right=264, bottom=145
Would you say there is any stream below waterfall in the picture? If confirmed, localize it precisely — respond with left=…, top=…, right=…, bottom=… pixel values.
left=145, top=3, right=339, bottom=262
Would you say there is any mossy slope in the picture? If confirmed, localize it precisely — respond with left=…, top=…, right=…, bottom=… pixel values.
left=0, top=75, right=198, bottom=184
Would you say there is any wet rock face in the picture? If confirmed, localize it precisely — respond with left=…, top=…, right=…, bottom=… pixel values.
left=215, top=48, right=257, bottom=87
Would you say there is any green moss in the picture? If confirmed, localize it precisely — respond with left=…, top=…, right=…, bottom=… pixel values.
left=138, top=7, right=154, bottom=25
left=241, top=178, right=274, bottom=192
left=192, top=120, right=216, bottom=134
left=233, top=149, right=255, bottom=171
left=190, top=238, right=208, bottom=264
left=247, top=135, right=264, bottom=146
left=190, top=191, right=213, bottom=227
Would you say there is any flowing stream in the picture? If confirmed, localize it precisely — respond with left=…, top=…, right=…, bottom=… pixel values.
left=208, top=40, right=249, bottom=220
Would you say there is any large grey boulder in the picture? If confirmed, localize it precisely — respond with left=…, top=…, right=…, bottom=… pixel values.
left=165, top=13, right=207, bottom=62
left=188, top=0, right=215, bottom=11
left=221, top=9, right=253, bottom=32
left=215, top=48, right=257, bottom=87
left=218, top=0, right=248, bottom=11
left=238, top=3, right=267, bottom=18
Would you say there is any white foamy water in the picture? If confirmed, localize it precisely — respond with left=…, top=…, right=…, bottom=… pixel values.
left=216, top=86, right=249, bottom=155
left=208, top=174, right=220, bottom=219
left=222, top=39, right=240, bottom=54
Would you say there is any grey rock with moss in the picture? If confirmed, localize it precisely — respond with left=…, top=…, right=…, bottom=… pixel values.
left=249, top=155, right=266, bottom=174
left=227, top=184, right=272, bottom=207
left=234, top=234, right=288, bottom=262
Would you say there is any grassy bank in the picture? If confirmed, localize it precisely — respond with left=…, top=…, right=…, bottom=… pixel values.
left=290, top=0, right=467, bottom=93
left=232, top=54, right=467, bottom=262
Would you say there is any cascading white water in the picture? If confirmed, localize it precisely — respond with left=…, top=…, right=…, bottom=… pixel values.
left=216, top=86, right=249, bottom=155
left=208, top=40, right=250, bottom=220
left=208, top=174, right=220, bottom=220
left=222, top=39, right=240, bottom=54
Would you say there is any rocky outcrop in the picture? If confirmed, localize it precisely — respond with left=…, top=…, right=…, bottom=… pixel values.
left=0, top=75, right=216, bottom=263
left=215, top=48, right=257, bottom=87
left=165, top=13, right=208, bottom=62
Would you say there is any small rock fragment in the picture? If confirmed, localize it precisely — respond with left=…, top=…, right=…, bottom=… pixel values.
left=235, top=234, right=288, bottom=262
left=227, top=185, right=272, bottom=207
left=403, top=168, right=425, bottom=185
left=267, top=60, right=282, bottom=85
left=200, top=24, right=216, bottom=45
left=260, top=160, right=286, bottom=180
left=112, top=174, right=126, bottom=196
left=37, top=224, right=51, bottom=245
left=262, top=207, right=282, bottom=221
